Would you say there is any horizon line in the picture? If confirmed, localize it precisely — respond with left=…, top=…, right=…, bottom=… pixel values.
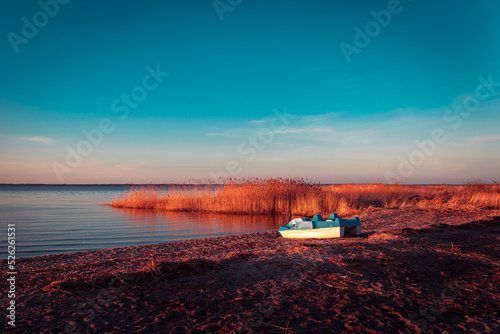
left=0, top=182, right=466, bottom=186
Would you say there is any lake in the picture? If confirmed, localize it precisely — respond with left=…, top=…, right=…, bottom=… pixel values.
left=0, top=185, right=284, bottom=258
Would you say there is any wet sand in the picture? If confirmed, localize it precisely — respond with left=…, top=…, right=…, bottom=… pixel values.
left=2, top=208, right=500, bottom=333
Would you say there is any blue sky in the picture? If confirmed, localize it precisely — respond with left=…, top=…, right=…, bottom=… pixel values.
left=1, top=0, right=499, bottom=184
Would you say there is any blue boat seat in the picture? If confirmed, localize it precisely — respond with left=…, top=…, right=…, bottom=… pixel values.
left=328, top=213, right=340, bottom=220
left=312, top=214, right=325, bottom=222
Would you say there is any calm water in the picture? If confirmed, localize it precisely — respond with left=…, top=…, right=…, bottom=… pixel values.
left=0, top=186, right=283, bottom=258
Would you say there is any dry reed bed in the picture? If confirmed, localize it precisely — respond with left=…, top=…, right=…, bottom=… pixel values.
left=106, top=178, right=500, bottom=216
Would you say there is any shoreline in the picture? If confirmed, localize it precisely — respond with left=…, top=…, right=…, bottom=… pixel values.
left=2, top=207, right=500, bottom=333
left=9, top=228, right=279, bottom=260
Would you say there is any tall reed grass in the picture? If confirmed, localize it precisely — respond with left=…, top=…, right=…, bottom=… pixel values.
left=106, top=178, right=500, bottom=216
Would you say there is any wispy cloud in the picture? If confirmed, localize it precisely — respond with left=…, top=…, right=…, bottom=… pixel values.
left=247, top=119, right=266, bottom=125
left=300, top=112, right=341, bottom=123
left=466, top=135, right=500, bottom=144
left=19, top=136, right=54, bottom=144
left=204, top=112, right=374, bottom=146
left=273, top=127, right=335, bottom=135
left=272, top=129, right=305, bottom=134
left=203, top=96, right=500, bottom=158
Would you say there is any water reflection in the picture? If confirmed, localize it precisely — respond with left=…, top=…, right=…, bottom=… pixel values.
left=0, top=186, right=289, bottom=258
left=111, top=207, right=286, bottom=238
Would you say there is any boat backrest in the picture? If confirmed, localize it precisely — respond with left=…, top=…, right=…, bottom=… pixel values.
left=328, top=213, right=340, bottom=220
left=312, top=214, right=325, bottom=222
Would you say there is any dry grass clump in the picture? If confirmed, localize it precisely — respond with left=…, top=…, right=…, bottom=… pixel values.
left=106, top=178, right=500, bottom=216
left=367, top=232, right=408, bottom=243
left=460, top=179, right=500, bottom=208
left=137, top=259, right=221, bottom=282
left=108, top=177, right=325, bottom=216
left=49, top=259, right=224, bottom=293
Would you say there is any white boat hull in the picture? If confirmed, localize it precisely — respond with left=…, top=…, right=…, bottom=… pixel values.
left=279, top=227, right=343, bottom=239
left=279, top=225, right=361, bottom=239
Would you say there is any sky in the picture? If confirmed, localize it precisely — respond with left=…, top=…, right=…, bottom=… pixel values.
left=0, top=0, right=499, bottom=184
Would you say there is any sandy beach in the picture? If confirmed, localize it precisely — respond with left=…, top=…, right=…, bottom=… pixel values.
left=2, top=207, right=500, bottom=333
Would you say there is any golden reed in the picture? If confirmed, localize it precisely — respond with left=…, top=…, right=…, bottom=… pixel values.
left=107, top=178, right=500, bottom=216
